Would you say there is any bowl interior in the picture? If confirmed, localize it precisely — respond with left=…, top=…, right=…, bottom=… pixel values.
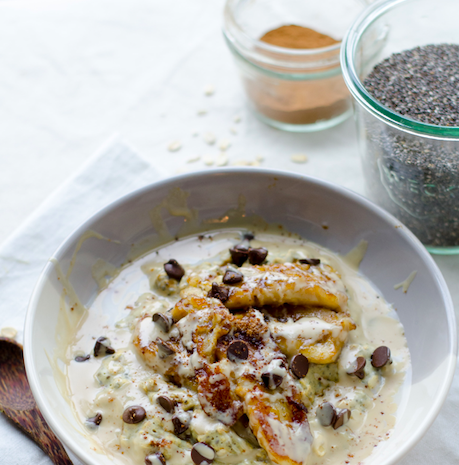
left=25, top=170, right=456, bottom=465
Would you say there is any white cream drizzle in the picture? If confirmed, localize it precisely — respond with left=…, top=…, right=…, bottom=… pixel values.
left=265, top=417, right=312, bottom=465
left=394, top=270, right=417, bottom=293
left=269, top=317, right=341, bottom=348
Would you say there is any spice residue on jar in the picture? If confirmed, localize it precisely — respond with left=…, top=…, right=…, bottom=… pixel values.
left=362, top=43, right=459, bottom=247
left=241, top=24, right=350, bottom=127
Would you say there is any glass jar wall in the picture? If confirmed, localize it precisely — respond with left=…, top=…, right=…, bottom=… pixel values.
left=342, top=0, right=459, bottom=253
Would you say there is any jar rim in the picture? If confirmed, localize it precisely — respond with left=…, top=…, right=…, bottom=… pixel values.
left=341, top=0, right=459, bottom=139
left=223, top=0, right=342, bottom=74
left=223, top=0, right=342, bottom=58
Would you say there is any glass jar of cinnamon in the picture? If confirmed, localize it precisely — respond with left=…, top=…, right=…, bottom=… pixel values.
left=223, top=0, right=366, bottom=132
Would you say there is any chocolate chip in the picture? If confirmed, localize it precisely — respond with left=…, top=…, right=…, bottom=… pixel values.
left=227, top=340, right=249, bottom=362
left=371, top=346, right=392, bottom=368
left=207, top=283, right=230, bottom=303
left=239, top=413, right=249, bottom=428
left=93, top=337, right=115, bottom=357
left=332, top=408, right=351, bottom=430
left=164, top=259, right=185, bottom=281
left=261, top=372, right=283, bottom=390
left=156, top=338, right=175, bottom=358
left=229, top=245, right=249, bottom=267
left=243, top=233, right=255, bottom=241
left=75, top=354, right=90, bottom=362
left=157, top=395, right=175, bottom=413
left=317, top=402, right=336, bottom=427
left=223, top=269, right=243, bottom=284
left=86, top=413, right=103, bottom=426
left=145, top=453, right=166, bottom=465
left=191, top=443, right=215, bottom=465
left=248, top=247, right=268, bottom=265
left=291, top=354, right=309, bottom=378
left=172, top=415, right=190, bottom=435
left=347, top=356, right=366, bottom=379
left=233, top=414, right=258, bottom=446
left=122, top=405, right=146, bottom=424
left=299, top=258, right=321, bottom=266
left=153, top=313, right=173, bottom=332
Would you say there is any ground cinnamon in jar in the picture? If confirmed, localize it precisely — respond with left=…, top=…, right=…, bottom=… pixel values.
left=242, top=24, right=350, bottom=128
left=260, top=25, right=339, bottom=49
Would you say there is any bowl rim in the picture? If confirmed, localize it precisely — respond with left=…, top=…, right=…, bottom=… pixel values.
left=24, top=168, right=457, bottom=465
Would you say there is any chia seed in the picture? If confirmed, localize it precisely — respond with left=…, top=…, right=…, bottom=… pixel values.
left=362, top=44, right=459, bottom=247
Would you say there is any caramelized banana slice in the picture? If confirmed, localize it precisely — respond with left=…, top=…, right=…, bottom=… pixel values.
left=134, top=297, right=232, bottom=382
left=197, top=364, right=243, bottom=426
left=267, top=306, right=356, bottom=364
left=170, top=295, right=222, bottom=321
left=225, top=263, right=347, bottom=312
left=183, top=263, right=348, bottom=312
left=133, top=315, right=186, bottom=385
left=173, top=296, right=233, bottom=362
left=236, top=380, right=313, bottom=465
left=225, top=263, right=347, bottom=311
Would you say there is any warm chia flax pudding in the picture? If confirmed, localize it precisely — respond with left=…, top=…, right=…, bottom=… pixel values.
left=64, top=230, right=410, bottom=465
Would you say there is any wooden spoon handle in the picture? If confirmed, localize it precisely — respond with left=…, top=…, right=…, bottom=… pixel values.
left=2, top=406, right=73, bottom=465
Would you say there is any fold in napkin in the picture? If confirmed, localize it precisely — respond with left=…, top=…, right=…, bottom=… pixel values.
left=0, top=136, right=162, bottom=465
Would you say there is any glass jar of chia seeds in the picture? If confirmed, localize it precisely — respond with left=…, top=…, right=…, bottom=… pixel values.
left=341, top=0, right=459, bottom=254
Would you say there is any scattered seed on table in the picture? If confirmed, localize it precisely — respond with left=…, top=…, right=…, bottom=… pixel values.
left=204, top=85, right=215, bottom=96
left=0, top=327, right=17, bottom=339
left=219, top=139, right=231, bottom=151
left=291, top=154, right=308, bottom=164
left=215, top=152, right=228, bottom=167
left=168, top=141, right=182, bottom=152
left=232, top=160, right=250, bottom=166
left=203, top=132, right=216, bottom=145
left=203, top=155, right=214, bottom=166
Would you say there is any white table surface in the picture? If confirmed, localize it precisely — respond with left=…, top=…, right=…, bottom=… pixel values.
left=0, top=0, right=458, bottom=464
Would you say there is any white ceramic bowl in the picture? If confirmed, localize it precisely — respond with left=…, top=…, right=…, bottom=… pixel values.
left=24, top=169, right=456, bottom=465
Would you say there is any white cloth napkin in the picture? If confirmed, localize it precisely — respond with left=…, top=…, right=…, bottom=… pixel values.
left=0, top=136, right=458, bottom=465
left=0, top=137, right=162, bottom=465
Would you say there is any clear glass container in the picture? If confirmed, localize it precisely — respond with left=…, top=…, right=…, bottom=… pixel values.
left=342, top=0, right=459, bottom=254
left=223, top=0, right=366, bottom=132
